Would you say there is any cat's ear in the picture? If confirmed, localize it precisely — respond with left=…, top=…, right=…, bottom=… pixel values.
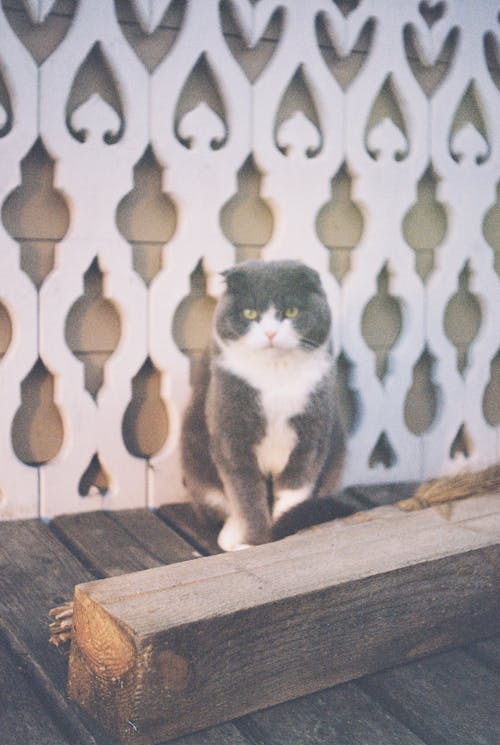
left=221, top=266, right=248, bottom=294
left=298, top=265, right=324, bottom=294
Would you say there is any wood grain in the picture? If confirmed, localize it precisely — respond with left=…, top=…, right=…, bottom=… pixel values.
left=158, top=501, right=223, bottom=555
left=236, top=682, right=426, bottom=745
left=467, top=636, right=500, bottom=671
left=68, top=494, right=500, bottom=743
left=52, top=509, right=199, bottom=576
left=360, top=649, right=500, bottom=745
left=0, top=637, right=70, bottom=745
left=0, top=520, right=106, bottom=744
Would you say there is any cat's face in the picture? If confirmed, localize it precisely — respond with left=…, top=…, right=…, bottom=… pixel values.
left=215, top=260, right=332, bottom=354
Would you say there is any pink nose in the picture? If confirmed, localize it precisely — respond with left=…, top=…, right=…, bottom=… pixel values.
left=266, top=330, right=277, bottom=341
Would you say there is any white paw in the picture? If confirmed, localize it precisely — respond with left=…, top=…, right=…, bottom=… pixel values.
left=217, top=518, right=251, bottom=552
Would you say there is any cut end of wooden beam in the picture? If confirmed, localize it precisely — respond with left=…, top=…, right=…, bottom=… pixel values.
left=72, top=587, right=135, bottom=680
left=68, top=588, right=141, bottom=742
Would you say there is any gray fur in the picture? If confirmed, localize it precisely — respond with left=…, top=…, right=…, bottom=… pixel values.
left=181, top=260, right=346, bottom=549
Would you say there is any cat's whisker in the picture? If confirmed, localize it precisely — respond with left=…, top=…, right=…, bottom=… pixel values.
left=300, top=337, right=321, bottom=349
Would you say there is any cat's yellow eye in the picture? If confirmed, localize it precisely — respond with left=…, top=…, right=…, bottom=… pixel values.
left=285, top=307, right=299, bottom=319
left=243, top=308, right=258, bottom=320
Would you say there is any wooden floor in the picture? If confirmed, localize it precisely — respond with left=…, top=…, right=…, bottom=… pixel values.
left=1, top=482, right=498, bottom=745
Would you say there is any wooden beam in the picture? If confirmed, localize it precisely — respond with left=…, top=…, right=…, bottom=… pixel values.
left=68, top=494, right=500, bottom=744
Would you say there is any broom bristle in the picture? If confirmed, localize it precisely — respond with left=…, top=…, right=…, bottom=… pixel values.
left=397, top=464, right=500, bottom=511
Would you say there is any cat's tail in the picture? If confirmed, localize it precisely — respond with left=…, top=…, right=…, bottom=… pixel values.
left=272, top=498, right=356, bottom=540
left=271, top=463, right=500, bottom=541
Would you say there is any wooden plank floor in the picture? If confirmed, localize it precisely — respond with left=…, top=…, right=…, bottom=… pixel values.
left=1, top=483, right=498, bottom=745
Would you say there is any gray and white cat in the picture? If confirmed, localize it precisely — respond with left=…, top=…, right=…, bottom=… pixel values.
left=181, top=259, right=347, bottom=551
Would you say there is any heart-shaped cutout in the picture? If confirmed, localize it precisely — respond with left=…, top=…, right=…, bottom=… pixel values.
left=403, top=25, right=459, bottom=97
left=418, top=0, right=446, bottom=28
left=122, top=0, right=187, bottom=72
left=317, top=13, right=376, bottom=91
left=6, top=0, right=76, bottom=65
left=221, top=0, right=284, bottom=83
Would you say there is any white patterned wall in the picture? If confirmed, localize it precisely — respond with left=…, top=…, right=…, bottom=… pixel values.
left=0, top=0, right=498, bottom=519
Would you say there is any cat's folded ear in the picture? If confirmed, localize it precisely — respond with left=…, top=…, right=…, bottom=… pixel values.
left=221, top=266, right=248, bottom=293
left=298, top=264, right=323, bottom=293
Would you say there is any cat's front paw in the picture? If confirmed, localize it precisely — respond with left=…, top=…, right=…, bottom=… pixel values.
left=217, top=518, right=251, bottom=552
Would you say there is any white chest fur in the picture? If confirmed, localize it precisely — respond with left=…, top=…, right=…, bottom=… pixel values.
left=218, top=342, right=331, bottom=477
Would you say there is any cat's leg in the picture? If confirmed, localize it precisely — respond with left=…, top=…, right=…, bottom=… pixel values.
left=272, top=423, right=329, bottom=521
left=206, top=370, right=273, bottom=549
left=272, top=432, right=321, bottom=522
left=216, top=465, right=272, bottom=551
left=315, top=413, right=345, bottom=499
left=273, top=384, right=345, bottom=522
left=181, top=356, right=231, bottom=522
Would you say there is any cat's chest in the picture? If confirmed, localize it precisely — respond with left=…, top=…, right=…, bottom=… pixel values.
left=219, top=347, right=330, bottom=476
left=255, top=381, right=305, bottom=476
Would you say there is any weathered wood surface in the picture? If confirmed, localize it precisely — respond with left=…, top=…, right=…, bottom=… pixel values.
left=40, top=502, right=428, bottom=745
left=360, top=649, right=500, bottom=745
left=0, top=635, right=70, bottom=745
left=235, top=681, right=426, bottom=745
left=468, top=636, right=500, bottom=670
left=0, top=520, right=105, bottom=745
left=163, top=486, right=500, bottom=744
left=0, top=497, right=498, bottom=745
left=52, top=509, right=200, bottom=576
left=0, top=520, right=93, bottom=691
left=68, top=494, right=499, bottom=743
left=55, top=501, right=425, bottom=745
left=158, top=502, right=223, bottom=555
left=0, top=516, right=252, bottom=745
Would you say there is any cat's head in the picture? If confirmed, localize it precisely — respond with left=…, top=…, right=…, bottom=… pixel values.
left=215, top=260, right=332, bottom=353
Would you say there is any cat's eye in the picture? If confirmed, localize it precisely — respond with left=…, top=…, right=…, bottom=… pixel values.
left=243, top=308, right=258, bottom=320
left=284, top=307, right=299, bottom=319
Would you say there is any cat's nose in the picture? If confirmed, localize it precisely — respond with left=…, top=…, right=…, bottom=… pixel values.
left=265, top=330, right=277, bottom=341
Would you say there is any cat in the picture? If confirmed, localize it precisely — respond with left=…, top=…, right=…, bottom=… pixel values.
left=181, top=259, right=348, bottom=551
left=47, top=257, right=500, bottom=645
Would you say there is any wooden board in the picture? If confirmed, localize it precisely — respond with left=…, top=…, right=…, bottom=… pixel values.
left=55, top=504, right=425, bottom=745
left=160, top=492, right=500, bottom=743
left=235, top=681, right=426, bottom=745
left=468, top=636, right=500, bottom=671
left=8, top=508, right=418, bottom=745
left=360, top=649, right=500, bottom=745
left=0, top=636, right=70, bottom=745
left=158, top=502, right=223, bottom=555
left=0, top=517, right=251, bottom=745
left=1, top=504, right=498, bottom=745
left=52, top=509, right=200, bottom=576
left=67, top=494, right=500, bottom=743
left=0, top=520, right=106, bottom=745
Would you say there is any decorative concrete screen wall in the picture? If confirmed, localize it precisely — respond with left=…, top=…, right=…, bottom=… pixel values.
left=0, top=0, right=498, bottom=519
